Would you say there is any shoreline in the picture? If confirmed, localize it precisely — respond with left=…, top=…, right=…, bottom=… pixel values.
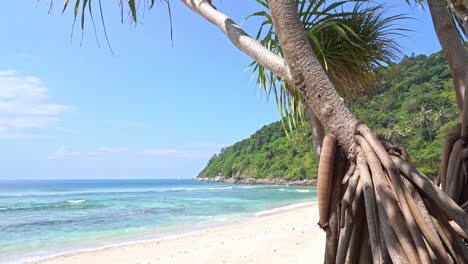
left=24, top=201, right=323, bottom=264
left=193, top=176, right=317, bottom=186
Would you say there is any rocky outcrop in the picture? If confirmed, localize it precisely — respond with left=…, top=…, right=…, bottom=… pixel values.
left=193, top=176, right=317, bottom=186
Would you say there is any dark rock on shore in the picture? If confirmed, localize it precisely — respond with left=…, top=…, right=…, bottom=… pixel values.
left=193, top=176, right=316, bottom=186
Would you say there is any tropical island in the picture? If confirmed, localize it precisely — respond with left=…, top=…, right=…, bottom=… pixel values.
left=2, top=0, right=468, bottom=263
left=196, top=51, right=457, bottom=185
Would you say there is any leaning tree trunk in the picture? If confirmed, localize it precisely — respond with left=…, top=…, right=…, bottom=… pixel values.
left=268, top=0, right=468, bottom=263
left=428, top=0, right=468, bottom=211
left=427, top=0, right=468, bottom=114
left=179, top=0, right=468, bottom=262
left=309, top=107, right=325, bottom=162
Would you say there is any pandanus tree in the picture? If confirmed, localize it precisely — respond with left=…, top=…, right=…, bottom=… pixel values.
left=48, top=0, right=468, bottom=262
left=247, top=0, right=403, bottom=162
left=430, top=0, right=468, bottom=211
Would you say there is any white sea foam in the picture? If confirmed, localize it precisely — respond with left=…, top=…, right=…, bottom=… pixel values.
left=296, top=189, right=310, bottom=193
left=206, top=187, right=232, bottom=190
left=67, top=200, right=86, bottom=204
left=165, top=187, right=233, bottom=192
left=6, top=200, right=316, bottom=264
left=0, top=207, right=7, bottom=210
left=255, top=201, right=317, bottom=217
left=278, top=189, right=285, bottom=191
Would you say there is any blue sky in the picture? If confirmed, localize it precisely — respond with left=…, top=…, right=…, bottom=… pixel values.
left=0, top=1, right=441, bottom=179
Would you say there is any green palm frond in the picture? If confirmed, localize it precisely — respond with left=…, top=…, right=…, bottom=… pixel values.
left=46, top=0, right=163, bottom=54
left=59, top=0, right=156, bottom=23
left=248, top=0, right=407, bottom=134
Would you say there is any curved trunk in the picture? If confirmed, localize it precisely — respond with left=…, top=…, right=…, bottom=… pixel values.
left=179, top=0, right=293, bottom=83
left=309, top=107, right=325, bottom=162
left=428, top=0, right=468, bottom=214
left=428, top=0, right=468, bottom=115
left=268, top=0, right=359, bottom=157
left=317, top=135, right=337, bottom=228
left=180, top=1, right=468, bottom=260
left=267, top=0, right=468, bottom=262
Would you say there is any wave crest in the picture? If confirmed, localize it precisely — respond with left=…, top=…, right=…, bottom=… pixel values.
left=67, top=200, right=86, bottom=204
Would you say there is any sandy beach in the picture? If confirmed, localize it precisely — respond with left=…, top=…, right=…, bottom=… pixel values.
left=29, top=203, right=325, bottom=264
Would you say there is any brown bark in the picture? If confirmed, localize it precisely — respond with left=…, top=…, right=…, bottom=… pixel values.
left=346, top=207, right=365, bottom=264
left=318, top=135, right=337, bottom=228
left=376, top=198, right=409, bottom=264
left=463, top=67, right=468, bottom=143
left=359, top=128, right=433, bottom=263
left=428, top=0, right=468, bottom=113
left=357, top=137, right=420, bottom=263
left=401, top=177, right=452, bottom=264
left=437, top=123, right=461, bottom=188
left=340, top=168, right=360, bottom=228
left=324, top=150, right=345, bottom=264
left=431, top=205, right=468, bottom=263
left=356, top=152, right=382, bottom=264
left=179, top=0, right=468, bottom=262
left=335, top=183, right=363, bottom=264
left=446, top=140, right=463, bottom=192
left=268, top=0, right=359, bottom=157
left=392, top=156, right=468, bottom=231
left=357, top=229, right=372, bottom=264
left=309, top=107, right=325, bottom=162
left=447, top=149, right=468, bottom=203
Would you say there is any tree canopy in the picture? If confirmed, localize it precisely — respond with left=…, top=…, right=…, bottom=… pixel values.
left=199, top=50, right=458, bottom=179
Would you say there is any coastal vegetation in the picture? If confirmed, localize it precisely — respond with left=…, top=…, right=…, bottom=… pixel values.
left=199, top=121, right=317, bottom=180
left=199, top=51, right=458, bottom=180
left=47, top=0, right=468, bottom=263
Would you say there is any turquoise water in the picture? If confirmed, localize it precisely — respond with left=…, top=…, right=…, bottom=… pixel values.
left=0, top=179, right=317, bottom=263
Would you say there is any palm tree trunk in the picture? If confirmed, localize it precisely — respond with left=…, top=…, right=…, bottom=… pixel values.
left=428, top=0, right=468, bottom=212
left=268, top=0, right=468, bottom=262
left=309, top=107, right=325, bottom=162
left=317, top=135, right=337, bottom=229
left=428, top=0, right=468, bottom=114
left=180, top=0, right=468, bottom=261
left=268, top=0, right=358, bottom=156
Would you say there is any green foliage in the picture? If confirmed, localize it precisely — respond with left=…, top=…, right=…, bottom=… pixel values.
left=248, top=0, right=406, bottom=134
left=198, top=122, right=318, bottom=180
left=201, top=51, right=458, bottom=179
left=353, top=51, right=458, bottom=176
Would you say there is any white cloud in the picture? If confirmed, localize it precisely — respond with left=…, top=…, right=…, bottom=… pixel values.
left=106, top=119, right=150, bottom=128
left=98, top=147, right=128, bottom=153
left=141, top=149, right=212, bottom=158
left=18, top=53, right=35, bottom=59
left=0, top=70, right=16, bottom=77
left=0, top=133, right=41, bottom=139
left=48, top=147, right=102, bottom=160
left=186, top=141, right=228, bottom=149
left=48, top=143, right=220, bottom=160
left=48, top=147, right=82, bottom=159
left=56, top=127, right=76, bottom=133
left=0, top=70, right=72, bottom=138
left=0, top=117, right=58, bottom=129
left=48, top=146, right=127, bottom=159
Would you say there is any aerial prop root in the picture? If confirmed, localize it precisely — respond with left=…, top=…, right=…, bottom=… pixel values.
left=435, top=122, right=468, bottom=208
left=317, top=123, right=468, bottom=264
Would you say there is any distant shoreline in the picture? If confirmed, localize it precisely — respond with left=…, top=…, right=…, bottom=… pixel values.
left=193, top=176, right=317, bottom=186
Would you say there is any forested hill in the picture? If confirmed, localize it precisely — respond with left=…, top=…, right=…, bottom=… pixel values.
left=198, top=51, right=458, bottom=180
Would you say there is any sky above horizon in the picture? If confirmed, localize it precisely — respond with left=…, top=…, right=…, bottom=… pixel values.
left=1, top=1, right=442, bottom=179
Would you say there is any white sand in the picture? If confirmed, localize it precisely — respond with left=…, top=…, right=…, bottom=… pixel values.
left=29, top=203, right=325, bottom=264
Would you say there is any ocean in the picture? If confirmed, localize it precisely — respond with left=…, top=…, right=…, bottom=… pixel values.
left=0, top=179, right=317, bottom=263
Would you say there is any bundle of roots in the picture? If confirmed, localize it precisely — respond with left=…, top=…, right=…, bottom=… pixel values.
left=317, top=124, right=468, bottom=264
